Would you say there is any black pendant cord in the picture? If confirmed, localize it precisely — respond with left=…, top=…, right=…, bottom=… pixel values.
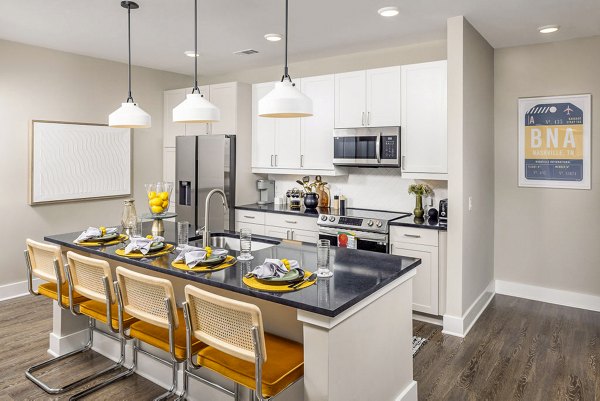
left=126, top=3, right=134, bottom=103
left=191, top=0, right=201, bottom=94
left=281, top=0, right=292, bottom=83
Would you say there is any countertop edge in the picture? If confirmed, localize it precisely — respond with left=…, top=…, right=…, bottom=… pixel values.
left=389, top=220, right=448, bottom=231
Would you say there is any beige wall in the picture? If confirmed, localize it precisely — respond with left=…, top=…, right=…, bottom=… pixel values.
left=446, top=17, right=495, bottom=318
left=202, top=40, right=447, bottom=84
left=494, top=36, right=600, bottom=296
left=0, top=39, right=190, bottom=288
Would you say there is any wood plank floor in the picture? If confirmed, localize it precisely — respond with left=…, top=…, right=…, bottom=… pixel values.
left=1, top=294, right=598, bottom=400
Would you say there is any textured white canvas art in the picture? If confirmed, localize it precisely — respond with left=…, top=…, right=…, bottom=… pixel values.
left=29, top=121, right=131, bottom=204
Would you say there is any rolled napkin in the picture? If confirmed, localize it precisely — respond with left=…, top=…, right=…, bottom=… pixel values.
left=250, top=258, right=300, bottom=279
left=124, top=236, right=165, bottom=255
left=74, top=226, right=119, bottom=243
left=174, top=245, right=228, bottom=267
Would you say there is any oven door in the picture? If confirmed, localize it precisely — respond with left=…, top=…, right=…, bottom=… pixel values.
left=333, top=132, right=400, bottom=167
left=318, top=227, right=389, bottom=253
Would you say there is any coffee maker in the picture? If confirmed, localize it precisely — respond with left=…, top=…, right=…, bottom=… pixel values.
left=257, top=180, right=275, bottom=205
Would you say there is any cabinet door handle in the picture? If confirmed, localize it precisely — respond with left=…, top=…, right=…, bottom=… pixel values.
left=243, top=215, right=255, bottom=219
left=390, top=243, right=393, bottom=254
left=290, top=230, right=294, bottom=240
left=285, top=220, right=297, bottom=224
left=401, top=155, right=406, bottom=169
left=286, top=230, right=290, bottom=240
left=367, top=111, right=371, bottom=126
left=300, top=154, right=304, bottom=167
left=275, top=154, right=278, bottom=166
left=270, top=155, right=274, bottom=167
left=404, top=233, right=421, bottom=238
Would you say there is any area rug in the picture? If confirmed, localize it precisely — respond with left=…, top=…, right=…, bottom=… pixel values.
left=412, top=336, right=427, bottom=357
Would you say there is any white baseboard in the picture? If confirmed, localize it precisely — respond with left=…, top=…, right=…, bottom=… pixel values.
left=412, top=313, right=443, bottom=326
left=395, top=380, right=418, bottom=401
left=495, top=280, right=600, bottom=312
left=442, top=280, right=495, bottom=338
left=0, top=278, right=41, bottom=301
left=48, top=328, right=89, bottom=357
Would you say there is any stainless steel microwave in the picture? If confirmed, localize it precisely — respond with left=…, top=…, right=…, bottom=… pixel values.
left=332, top=127, right=400, bottom=167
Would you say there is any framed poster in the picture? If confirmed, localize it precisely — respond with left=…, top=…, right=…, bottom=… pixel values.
left=29, top=120, right=132, bottom=204
left=518, top=94, right=591, bottom=189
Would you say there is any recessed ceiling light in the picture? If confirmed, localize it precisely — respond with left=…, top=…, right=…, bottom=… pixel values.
left=264, top=33, right=283, bottom=42
left=538, top=25, right=559, bottom=34
left=378, top=6, right=399, bottom=17
left=184, top=50, right=199, bottom=57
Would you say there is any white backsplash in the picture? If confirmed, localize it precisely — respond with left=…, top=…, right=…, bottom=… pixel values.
left=268, top=168, right=448, bottom=213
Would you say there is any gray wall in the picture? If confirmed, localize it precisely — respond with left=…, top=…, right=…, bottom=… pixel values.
left=0, top=39, right=190, bottom=288
left=446, top=16, right=495, bottom=318
left=494, top=36, right=600, bottom=296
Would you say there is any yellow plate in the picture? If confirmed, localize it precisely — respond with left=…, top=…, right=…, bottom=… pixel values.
left=76, top=234, right=129, bottom=247
left=115, top=243, right=174, bottom=258
left=171, top=255, right=237, bottom=272
left=243, top=271, right=316, bottom=292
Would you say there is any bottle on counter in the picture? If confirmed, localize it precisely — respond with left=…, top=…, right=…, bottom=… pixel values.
left=333, top=195, right=340, bottom=210
left=121, top=199, right=137, bottom=236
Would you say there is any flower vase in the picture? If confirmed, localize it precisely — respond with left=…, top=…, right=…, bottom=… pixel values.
left=413, top=195, right=424, bottom=218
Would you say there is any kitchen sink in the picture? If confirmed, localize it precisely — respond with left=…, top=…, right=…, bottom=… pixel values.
left=209, top=235, right=276, bottom=251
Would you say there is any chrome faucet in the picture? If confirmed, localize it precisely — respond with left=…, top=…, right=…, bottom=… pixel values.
left=202, top=189, right=229, bottom=248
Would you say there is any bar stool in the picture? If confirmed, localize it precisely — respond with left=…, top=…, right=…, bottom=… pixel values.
left=24, top=239, right=92, bottom=394
left=182, top=285, right=304, bottom=401
left=64, top=251, right=139, bottom=400
left=114, top=266, right=206, bottom=400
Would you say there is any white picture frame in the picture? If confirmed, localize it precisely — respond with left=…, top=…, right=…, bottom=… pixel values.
left=29, top=120, right=132, bottom=204
left=518, top=94, right=591, bottom=189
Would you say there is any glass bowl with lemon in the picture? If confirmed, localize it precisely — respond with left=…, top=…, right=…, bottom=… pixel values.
left=145, top=182, right=173, bottom=216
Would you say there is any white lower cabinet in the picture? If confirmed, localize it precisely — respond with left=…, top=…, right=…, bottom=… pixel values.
left=290, top=228, right=319, bottom=243
left=236, top=210, right=319, bottom=244
left=390, top=226, right=441, bottom=315
left=236, top=221, right=265, bottom=236
left=264, top=225, right=289, bottom=240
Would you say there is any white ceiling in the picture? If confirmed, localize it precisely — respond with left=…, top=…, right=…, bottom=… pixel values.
left=1, top=0, right=599, bottom=76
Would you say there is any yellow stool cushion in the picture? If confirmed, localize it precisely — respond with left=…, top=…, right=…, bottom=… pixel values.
left=79, top=300, right=138, bottom=331
left=129, top=308, right=205, bottom=360
left=38, top=282, right=88, bottom=306
left=197, top=333, right=304, bottom=398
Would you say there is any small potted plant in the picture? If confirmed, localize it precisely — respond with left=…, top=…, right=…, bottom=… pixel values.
left=295, top=176, right=319, bottom=209
left=408, top=183, right=433, bottom=218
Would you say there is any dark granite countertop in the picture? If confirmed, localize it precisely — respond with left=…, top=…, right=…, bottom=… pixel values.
left=236, top=203, right=327, bottom=217
left=389, top=215, right=448, bottom=231
left=45, top=222, right=420, bottom=318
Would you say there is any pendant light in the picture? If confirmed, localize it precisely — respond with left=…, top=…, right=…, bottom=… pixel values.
left=173, top=0, right=220, bottom=123
left=109, top=1, right=151, bottom=128
left=258, top=0, right=312, bottom=118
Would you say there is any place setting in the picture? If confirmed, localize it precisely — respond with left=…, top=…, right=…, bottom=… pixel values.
left=73, top=226, right=128, bottom=247
left=115, top=235, right=174, bottom=258
left=171, top=245, right=237, bottom=272
left=243, top=258, right=318, bottom=293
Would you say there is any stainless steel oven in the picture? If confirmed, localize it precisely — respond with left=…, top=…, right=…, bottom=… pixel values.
left=318, top=227, right=390, bottom=253
left=333, top=127, right=400, bottom=167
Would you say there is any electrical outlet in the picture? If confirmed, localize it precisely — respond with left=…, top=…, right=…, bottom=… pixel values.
left=468, top=196, right=473, bottom=211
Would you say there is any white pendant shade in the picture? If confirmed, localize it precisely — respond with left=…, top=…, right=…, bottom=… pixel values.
left=258, top=81, right=313, bottom=118
left=109, top=102, right=151, bottom=128
left=173, top=93, right=220, bottom=123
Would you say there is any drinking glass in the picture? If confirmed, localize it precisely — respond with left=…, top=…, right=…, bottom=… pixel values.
left=134, top=218, right=144, bottom=238
left=317, top=239, right=333, bottom=277
left=177, top=221, right=190, bottom=249
left=238, top=228, right=254, bottom=261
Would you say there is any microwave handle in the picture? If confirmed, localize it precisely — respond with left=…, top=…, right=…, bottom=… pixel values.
left=376, top=132, right=381, bottom=163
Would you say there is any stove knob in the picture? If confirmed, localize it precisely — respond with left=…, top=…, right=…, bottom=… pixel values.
left=320, top=215, right=328, bottom=221
left=329, top=216, right=336, bottom=222
left=376, top=221, right=383, bottom=228
left=367, top=220, right=374, bottom=226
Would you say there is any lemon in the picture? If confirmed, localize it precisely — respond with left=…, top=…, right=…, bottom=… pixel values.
left=146, top=235, right=153, bottom=239
left=149, top=198, right=162, bottom=207
left=151, top=205, right=164, bottom=214
left=148, top=191, right=157, bottom=199
left=161, top=201, right=169, bottom=208
left=159, top=192, right=169, bottom=201
left=99, top=226, right=106, bottom=236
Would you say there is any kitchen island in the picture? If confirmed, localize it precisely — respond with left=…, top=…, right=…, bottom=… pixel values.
left=44, top=226, right=420, bottom=401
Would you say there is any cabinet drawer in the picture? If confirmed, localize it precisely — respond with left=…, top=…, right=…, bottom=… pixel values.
left=390, top=226, right=438, bottom=247
left=265, top=213, right=318, bottom=232
left=235, top=210, right=266, bottom=225
left=236, top=221, right=265, bottom=236
left=291, top=228, right=319, bottom=244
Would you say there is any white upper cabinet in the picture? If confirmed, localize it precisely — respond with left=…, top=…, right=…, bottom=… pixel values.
left=366, top=66, right=401, bottom=127
left=274, top=115, right=301, bottom=169
left=299, top=75, right=335, bottom=171
left=334, top=71, right=366, bottom=128
left=163, top=88, right=187, bottom=147
left=334, top=67, right=401, bottom=129
left=184, top=85, right=211, bottom=136
left=252, top=82, right=276, bottom=168
left=401, top=60, right=447, bottom=176
left=209, top=82, right=237, bottom=135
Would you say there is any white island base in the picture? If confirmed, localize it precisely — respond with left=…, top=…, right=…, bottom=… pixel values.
left=47, top=261, right=417, bottom=401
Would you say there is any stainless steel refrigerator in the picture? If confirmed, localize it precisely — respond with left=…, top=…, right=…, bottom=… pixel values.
left=175, top=135, right=236, bottom=234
